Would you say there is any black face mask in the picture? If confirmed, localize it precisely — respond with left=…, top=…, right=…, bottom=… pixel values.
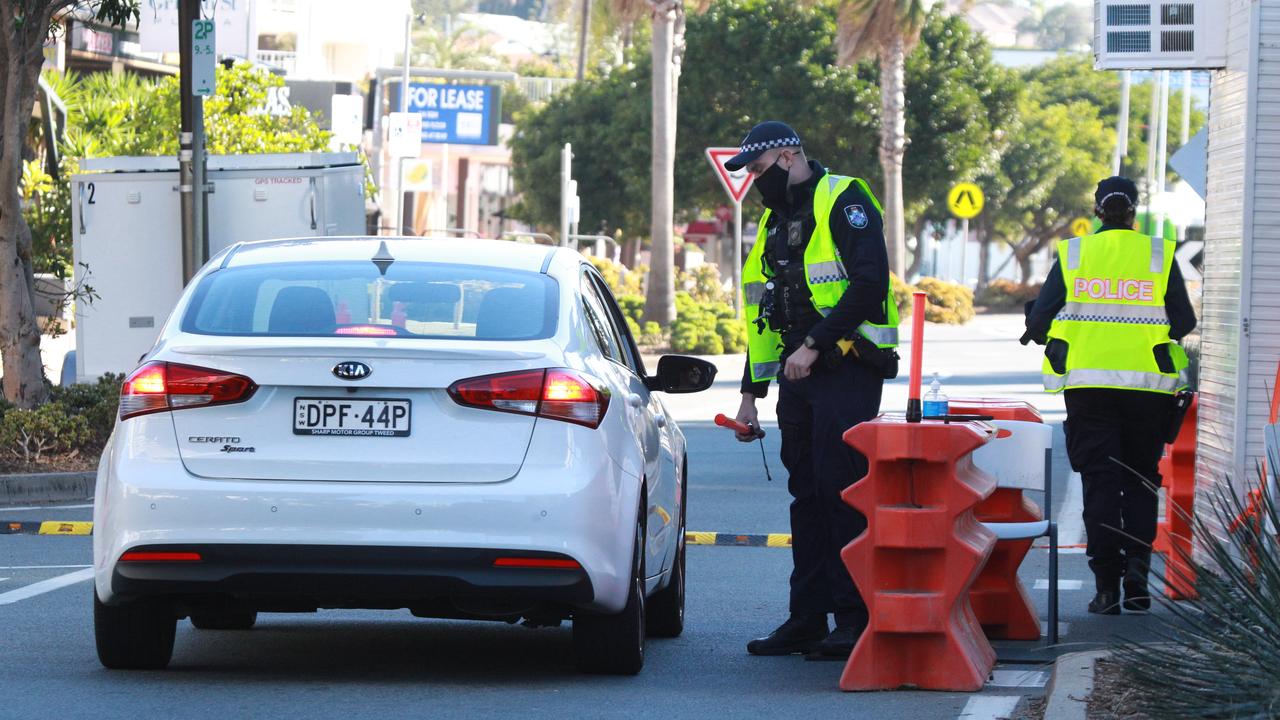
left=754, top=159, right=791, bottom=207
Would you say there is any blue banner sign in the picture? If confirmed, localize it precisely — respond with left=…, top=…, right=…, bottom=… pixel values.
left=403, top=82, right=501, bottom=146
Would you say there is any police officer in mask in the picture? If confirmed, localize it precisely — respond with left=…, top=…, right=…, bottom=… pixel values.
left=1023, top=176, right=1196, bottom=614
left=728, top=121, right=900, bottom=659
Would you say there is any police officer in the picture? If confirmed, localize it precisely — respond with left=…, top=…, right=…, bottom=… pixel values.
left=1022, top=176, right=1196, bottom=614
left=727, top=121, right=899, bottom=658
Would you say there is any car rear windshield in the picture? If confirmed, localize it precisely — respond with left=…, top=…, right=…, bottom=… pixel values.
left=181, top=261, right=558, bottom=340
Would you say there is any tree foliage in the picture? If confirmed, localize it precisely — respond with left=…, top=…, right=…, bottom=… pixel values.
left=510, top=2, right=1011, bottom=245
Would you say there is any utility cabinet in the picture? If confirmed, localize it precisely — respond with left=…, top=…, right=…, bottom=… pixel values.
left=71, top=152, right=365, bottom=382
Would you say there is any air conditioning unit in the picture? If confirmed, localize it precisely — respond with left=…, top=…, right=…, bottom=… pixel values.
left=1094, top=1, right=1226, bottom=70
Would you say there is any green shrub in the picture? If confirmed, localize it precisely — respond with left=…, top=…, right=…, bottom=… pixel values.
left=915, top=277, right=975, bottom=325
left=640, top=321, right=666, bottom=347
left=670, top=291, right=737, bottom=354
left=589, top=256, right=645, bottom=296
left=615, top=294, right=644, bottom=325
left=678, top=264, right=731, bottom=305
left=49, top=372, right=122, bottom=450
left=976, top=279, right=1041, bottom=311
left=890, top=272, right=915, bottom=317
left=0, top=402, right=92, bottom=464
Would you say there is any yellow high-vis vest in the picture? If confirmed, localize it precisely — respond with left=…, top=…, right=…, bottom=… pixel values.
left=1042, top=228, right=1188, bottom=394
left=742, top=173, right=899, bottom=383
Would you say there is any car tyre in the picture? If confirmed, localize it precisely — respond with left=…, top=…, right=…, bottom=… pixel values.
left=94, top=591, right=176, bottom=670
left=646, top=480, right=685, bottom=638
left=190, top=610, right=258, bottom=630
left=573, top=508, right=645, bottom=675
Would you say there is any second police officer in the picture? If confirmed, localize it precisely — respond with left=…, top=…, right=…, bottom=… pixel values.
left=727, top=121, right=900, bottom=659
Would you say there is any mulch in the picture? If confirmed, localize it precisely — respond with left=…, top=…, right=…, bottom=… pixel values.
left=0, top=452, right=98, bottom=475
left=1087, top=659, right=1154, bottom=720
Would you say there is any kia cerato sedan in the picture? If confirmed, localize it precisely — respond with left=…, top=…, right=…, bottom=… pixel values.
left=92, top=237, right=715, bottom=675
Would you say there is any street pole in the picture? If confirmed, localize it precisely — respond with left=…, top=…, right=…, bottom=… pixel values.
left=1144, top=72, right=1160, bottom=233
left=561, top=143, right=572, bottom=246
left=1113, top=70, right=1131, bottom=175
left=960, top=218, right=969, bottom=286
left=177, top=0, right=206, bottom=283
left=1155, top=70, right=1170, bottom=236
left=437, top=14, right=452, bottom=232
left=733, top=199, right=742, bottom=316
left=1181, top=70, right=1192, bottom=146
left=394, top=11, right=410, bottom=235
left=576, top=0, right=592, bottom=82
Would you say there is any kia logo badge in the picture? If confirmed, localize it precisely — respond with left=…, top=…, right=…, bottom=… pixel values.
left=333, top=361, right=372, bottom=381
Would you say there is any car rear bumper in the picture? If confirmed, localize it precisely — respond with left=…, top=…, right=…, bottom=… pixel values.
left=109, top=544, right=593, bottom=610
left=94, top=415, right=642, bottom=613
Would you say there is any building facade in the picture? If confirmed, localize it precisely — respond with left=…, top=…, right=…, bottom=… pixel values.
left=1198, top=0, right=1280, bottom=527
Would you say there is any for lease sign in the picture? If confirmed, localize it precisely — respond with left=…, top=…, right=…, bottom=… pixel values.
left=403, top=83, right=501, bottom=146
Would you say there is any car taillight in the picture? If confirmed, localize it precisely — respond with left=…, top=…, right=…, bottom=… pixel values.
left=119, top=362, right=257, bottom=420
left=334, top=324, right=398, bottom=336
left=119, top=551, right=203, bottom=562
left=447, top=368, right=610, bottom=429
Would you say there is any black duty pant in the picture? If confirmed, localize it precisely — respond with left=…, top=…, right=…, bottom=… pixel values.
left=1063, top=388, right=1170, bottom=588
left=776, top=356, right=883, bottom=628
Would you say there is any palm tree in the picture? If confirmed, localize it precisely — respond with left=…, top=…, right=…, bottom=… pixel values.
left=644, top=0, right=684, bottom=324
left=833, top=0, right=926, bottom=277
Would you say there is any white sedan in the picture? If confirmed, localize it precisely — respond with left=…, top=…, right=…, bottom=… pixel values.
left=92, top=237, right=715, bottom=675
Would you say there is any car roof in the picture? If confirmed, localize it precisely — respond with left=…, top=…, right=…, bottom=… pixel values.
left=217, top=236, right=572, bottom=275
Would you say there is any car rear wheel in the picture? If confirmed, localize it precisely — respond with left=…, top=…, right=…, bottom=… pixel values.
left=573, top=507, right=645, bottom=675
left=94, top=591, right=176, bottom=670
left=190, top=609, right=258, bottom=630
left=646, top=480, right=685, bottom=638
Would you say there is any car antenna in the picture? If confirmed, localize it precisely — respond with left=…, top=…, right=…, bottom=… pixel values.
left=371, top=240, right=395, bottom=276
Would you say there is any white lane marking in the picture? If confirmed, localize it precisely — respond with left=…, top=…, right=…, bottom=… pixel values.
left=0, top=564, right=92, bottom=570
left=0, top=578, right=8, bottom=583
left=988, top=669, right=1049, bottom=688
left=1057, top=471, right=1085, bottom=547
left=959, top=695, right=1021, bottom=719
left=0, top=503, right=94, bottom=512
left=0, top=568, right=93, bottom=605
left=1034, top=579, right=1083, bottom=590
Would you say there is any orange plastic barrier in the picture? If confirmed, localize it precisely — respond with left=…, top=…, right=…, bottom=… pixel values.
left=948, top=397, right=1044, bottom=640
left=840, top=417, right=997, bottom=692
left=1154, top=395, right=1197, bottom=600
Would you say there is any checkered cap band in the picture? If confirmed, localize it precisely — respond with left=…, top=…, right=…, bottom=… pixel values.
left=740, top=137, right=802, bottom=154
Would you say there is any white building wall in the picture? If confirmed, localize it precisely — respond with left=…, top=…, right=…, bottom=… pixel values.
left=1197, top=0, right=1253, bottom=527
left=1246, top=2, right=1280, bottom=472
left=1198, top=0, right=1280, bottom=537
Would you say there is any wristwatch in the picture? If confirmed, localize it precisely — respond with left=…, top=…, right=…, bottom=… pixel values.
left=802, top=335, right=819, bottom=350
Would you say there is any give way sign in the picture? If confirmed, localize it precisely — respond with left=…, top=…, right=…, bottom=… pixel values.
left=705, top=147, right=754, bottom=203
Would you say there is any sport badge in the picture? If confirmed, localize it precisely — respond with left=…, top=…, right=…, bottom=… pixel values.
left=844, top=204, right=868, bottom=229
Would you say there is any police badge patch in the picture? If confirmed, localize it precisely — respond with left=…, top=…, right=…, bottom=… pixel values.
left=844, top=204, right=868, bottom=229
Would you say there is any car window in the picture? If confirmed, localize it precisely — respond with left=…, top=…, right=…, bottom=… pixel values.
left=182, top=261, right=558, bottom=340
left=587, top=272, right=646, bottom=377
left=580, top=271, right=623, bottom=362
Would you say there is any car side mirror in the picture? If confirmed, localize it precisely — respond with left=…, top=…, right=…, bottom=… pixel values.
left=646, top=355, right=717, bottom=394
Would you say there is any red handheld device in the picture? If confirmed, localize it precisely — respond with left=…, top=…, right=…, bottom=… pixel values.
left=711, top=412, right=757, bottom=435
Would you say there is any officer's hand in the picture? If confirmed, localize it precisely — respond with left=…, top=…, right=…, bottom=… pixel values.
left=784, top=346, right=819, bottom=381
left=735, top=395, right=764, bottom=443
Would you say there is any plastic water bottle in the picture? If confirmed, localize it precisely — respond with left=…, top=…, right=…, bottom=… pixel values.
left=923, top=373, right=949, bottom=417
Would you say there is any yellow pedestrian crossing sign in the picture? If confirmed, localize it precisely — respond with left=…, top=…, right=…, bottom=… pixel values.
left=947, top=182, right=984, bottom=219
left=1070, top=216, right=1093, bottom=237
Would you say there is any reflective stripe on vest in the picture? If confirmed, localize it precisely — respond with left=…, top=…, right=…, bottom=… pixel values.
left=858, top=323, right=899, bottom=346
left=744, top=281, right=767, bottom=305
left=1043, top=368, right=1183, bottom=394
left=1055, top=301, right=1170, bottom=326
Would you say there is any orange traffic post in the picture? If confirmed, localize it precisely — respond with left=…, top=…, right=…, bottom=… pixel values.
left=839, top=417, right=998, bottom=692
left=948, top=398, right=1045, bottom=640
left=1154, top=394, right=1197, bottom=600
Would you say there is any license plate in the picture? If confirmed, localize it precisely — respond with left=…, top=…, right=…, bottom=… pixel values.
left=293, top=398, right=411, bottom=437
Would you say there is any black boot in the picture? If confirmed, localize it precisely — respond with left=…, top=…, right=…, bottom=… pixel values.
left=805, top=622, right=867, bottom=661
left=1123, top=551, right=1152, bottom=612
left=1088, top=556, right=1123, bottom=615
left=746, top=614, right=828, bottom=656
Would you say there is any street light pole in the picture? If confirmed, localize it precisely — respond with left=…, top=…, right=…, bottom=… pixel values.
left=395, top=11, right=411, bottom=235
